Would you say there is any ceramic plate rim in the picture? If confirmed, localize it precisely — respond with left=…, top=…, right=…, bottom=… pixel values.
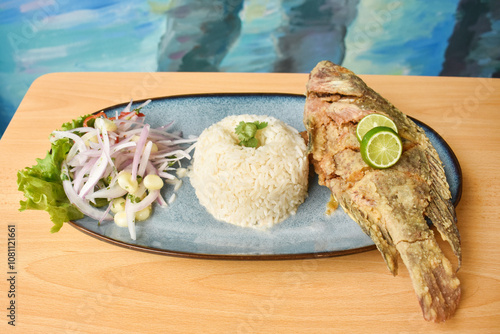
left=68, top=92, right=462, bottom=260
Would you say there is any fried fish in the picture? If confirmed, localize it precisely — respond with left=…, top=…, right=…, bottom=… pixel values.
left=304, top=61, right=461, bottom=322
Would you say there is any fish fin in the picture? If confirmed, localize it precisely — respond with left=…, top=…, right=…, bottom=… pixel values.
left=397, top=236, right=461, bottom=322
left=305, top=119, right=314, bottom=154
left=339, top=199, right=399, bottom=275
left=424, top=147, right=461, bottom=269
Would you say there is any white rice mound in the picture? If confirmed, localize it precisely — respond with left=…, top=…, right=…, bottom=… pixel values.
left=190, top=114, right=309, bottom=229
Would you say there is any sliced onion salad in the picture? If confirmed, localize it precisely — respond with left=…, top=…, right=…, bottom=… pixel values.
left=53, top=100, right=197, bottom=240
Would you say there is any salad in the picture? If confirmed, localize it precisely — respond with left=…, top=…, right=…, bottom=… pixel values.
left=17, top=100, right=197, bottom=240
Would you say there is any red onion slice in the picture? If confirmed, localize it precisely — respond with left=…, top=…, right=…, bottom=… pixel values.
left=138, top=141, right=153, bottom=178
left=129, top=189, right=160, bottom=213
left=86, top=184, right=127, bottom=200
left=55, top=101, right=198, bottom=240
left=131, top=124, right=149, bottom=180
left=78, top=152, right=108, bottom=198
left=62, top=164, right=112, bottom=221
left=125, top=197, right=136, bottom=240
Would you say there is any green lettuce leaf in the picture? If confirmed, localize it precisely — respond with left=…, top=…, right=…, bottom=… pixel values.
left=17, top=116, right=91, bottom=232
left=59, top=114, right=91, bottom=131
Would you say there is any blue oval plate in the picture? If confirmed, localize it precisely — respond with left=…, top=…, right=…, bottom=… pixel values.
left=70, top=93, right=462, bottom=260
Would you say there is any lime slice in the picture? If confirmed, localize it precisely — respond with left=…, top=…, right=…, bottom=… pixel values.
left=360, top=127, right=402, bottom=169
left=356, top=114, right=398, bottom=142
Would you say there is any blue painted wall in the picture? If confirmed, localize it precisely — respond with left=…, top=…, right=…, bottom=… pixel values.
left=1, top=0, right=498, bottom=138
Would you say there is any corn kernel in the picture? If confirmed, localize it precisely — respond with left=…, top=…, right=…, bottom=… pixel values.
left=84, top=135, right=99, bottom=147
left=130, top=183, right=147, bottom=200
left=114, top=211, right=128, bottom=227
left=135, top=205, right=152, bottom=221
left=110, top=198, right=126, bottom=213
left=117, top=171, right=138, bottom=193
left=94, top=117, right=117, bottom=132
left=144, top=174, right=163, bottom=190
left=130, top=138, right=157, bottom=154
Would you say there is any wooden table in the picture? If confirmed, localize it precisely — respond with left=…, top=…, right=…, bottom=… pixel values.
left=1, top=72, right=499, bottom=333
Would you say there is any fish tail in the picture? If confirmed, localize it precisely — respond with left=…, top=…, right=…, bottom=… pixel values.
left=397, top=236, right=461, bottom=322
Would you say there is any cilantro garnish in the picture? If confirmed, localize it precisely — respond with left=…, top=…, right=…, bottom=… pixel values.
left=235, top=121, right=268, bottom=148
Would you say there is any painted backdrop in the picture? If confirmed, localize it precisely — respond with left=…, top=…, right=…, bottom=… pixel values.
left=1, top=0, right=498, bottom=137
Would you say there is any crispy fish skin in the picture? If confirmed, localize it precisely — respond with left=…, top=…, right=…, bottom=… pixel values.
left=305, top=61, right=461, bottom=322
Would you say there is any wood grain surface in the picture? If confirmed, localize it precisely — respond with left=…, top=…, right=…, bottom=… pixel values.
left=1, top=72, right=499, bottom=333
